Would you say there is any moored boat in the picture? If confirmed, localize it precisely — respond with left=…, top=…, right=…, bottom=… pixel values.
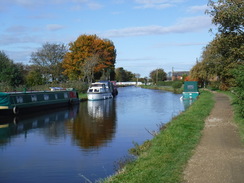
left=0, top=88, right=79, bottom=115
left=87, top=82, right=113, bottom=100
left=182, top=81, right=199, bottom=100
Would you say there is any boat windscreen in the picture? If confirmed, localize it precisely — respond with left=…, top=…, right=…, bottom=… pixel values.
left=92, top=84, right=104, bottom=87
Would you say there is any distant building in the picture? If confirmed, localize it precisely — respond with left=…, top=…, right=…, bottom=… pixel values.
left=168, top=71, right=189, bottom=81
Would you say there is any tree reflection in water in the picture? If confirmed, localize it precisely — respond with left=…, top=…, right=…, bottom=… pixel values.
left=66, top=99, right=116, bottom=150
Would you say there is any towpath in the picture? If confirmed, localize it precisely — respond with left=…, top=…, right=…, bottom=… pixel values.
left=183, top=92, right=244, bottom=183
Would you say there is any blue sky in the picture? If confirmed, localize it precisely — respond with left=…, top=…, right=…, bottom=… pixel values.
left=0, top=0, right=215, bottom=77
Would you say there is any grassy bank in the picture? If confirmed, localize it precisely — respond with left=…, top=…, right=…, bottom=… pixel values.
left=224, top=91, right=244, bottom=143
left=78, top=93, right=88, bottom=101
left=104, top=90, right=214, bottom=183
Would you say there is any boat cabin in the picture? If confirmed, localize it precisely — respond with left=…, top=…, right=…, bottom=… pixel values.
left=182, top=81, right=199, bottom=99
left=88, top=83, right=107, bottom=93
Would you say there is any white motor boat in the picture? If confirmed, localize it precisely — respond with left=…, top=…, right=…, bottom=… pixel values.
left=87, top=82, right=113, bottom=100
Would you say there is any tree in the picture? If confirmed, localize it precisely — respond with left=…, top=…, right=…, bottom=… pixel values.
left=149, top=68, right=166, bottom=84
left=82, top=55, right=99, bottom=84
left=194, top=0, right=244, bottom=90
left=25, top=65, right=45, bottom=87
left=207, top=0, right=243, bottom=34
left=115, top=67, right=134, bottom=82
left=190, top=43, right=220, bottom=87
left=30, top=42, right=68, bottom=82
left=0, top=51, right=24, bottom=87
left=62, top=34, right=116, bottom=81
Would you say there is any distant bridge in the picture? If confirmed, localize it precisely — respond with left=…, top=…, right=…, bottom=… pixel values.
left=116, top=82, right=143, bottom=86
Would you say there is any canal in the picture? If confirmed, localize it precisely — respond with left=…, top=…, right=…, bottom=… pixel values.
left=0, top=86, right=187, bottom=183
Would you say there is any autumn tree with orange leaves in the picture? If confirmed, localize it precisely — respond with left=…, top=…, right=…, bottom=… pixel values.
left=62, top=34, right=116, bottom=82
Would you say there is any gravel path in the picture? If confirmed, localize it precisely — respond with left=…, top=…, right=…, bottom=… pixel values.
left=183, top=93, right=244, bottom=183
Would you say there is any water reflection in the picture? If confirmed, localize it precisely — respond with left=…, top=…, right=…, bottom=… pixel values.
left=0, top=99, right=117, bottom=151
left=66, top=99, right=116, bottom=150
left=0, top=106, right=79, bottom=146
left=181, top=99, right=196, bottom=110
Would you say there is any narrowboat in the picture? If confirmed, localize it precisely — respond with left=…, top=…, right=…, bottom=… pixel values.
left=0, top=88, right=79, bottom=115
left=182, top=81, right=199, bottom=100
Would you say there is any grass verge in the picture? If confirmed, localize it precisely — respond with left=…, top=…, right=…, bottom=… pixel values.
left=223, top=91, right=244, bottom=143
left=103, top=90, right=214, bottom=183
left=79, top=93, right=88, bottom=101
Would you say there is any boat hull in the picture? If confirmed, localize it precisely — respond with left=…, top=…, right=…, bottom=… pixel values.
left=87, top=92, right=113, bottom=101
left=182, top=92, right=199, bottom=99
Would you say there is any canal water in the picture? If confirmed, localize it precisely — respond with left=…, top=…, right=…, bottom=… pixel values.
left=0, top=87, right=187, bottom=183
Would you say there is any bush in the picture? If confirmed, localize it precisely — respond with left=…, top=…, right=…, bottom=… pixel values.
left=208, top=81, right=220, bottom=90
left=232, top=65, right=244, bottom=117
left=172, top=81, right=183, bottom=90
left=157, top=81, right=174, bottom=86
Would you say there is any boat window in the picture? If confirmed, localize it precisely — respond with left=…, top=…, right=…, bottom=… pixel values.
left=92, top=84, right=102, bottom=87
left=187, top=85, right=194, bottom=90
left=32, top=121, right=38, bottom=128
left=45, top=117, right=50, bottom=123
left=89, top=89, right=93, bottom=92
left=64, top=93, right=68, bottom=99
left=94, top=89, right=99, bottom=92
left=16, top=96, right=23, bottom=103
left=44, top=94, right=49, bottom=100
left=31, top=95, right=37, bottom=102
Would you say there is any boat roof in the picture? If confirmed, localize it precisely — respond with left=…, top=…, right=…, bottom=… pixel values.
left=0, top=90, right=73, bottom=96
left=91, top=83, right=105, bottom=86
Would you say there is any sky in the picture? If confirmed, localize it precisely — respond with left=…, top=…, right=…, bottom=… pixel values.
left=0, top=0, right=215, bottom=77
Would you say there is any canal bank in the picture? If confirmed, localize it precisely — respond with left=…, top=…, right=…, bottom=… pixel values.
left=104, top=90, right=214, bottom=182
left=184, top=92, right=244, bottom=183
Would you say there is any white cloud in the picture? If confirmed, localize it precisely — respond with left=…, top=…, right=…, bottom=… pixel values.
left=103, top=16, right=212, bottom=37
left=5, top=50, right=32, bottom=64
left=0, top=0, right=103, bottom=10
left=46, top=24, right=65, bottom=31
left=153, top=42, right=207, bottom=48
left=112, top=0, right=125, bottom=4
left=134, top=3, right=173, bottom=9
left=133, top=0, right=184, bottom=9
left=0, top=34, right=40, bottom=45
left=187, top=5, right=208, bottom=13
left=87, top=2, right=103, bottom=10
left=10, top=0, right=45, bottom=8
left=6, top=25, right=29, bottom=33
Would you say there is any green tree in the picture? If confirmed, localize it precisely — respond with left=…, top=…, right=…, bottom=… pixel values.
left=203, top=0, right=244, bottom=90
left=207, top=0, right=243, bottom=34
left=25, top=65, right=45, bottom=87
left=190, top=43, right=221, bottom=87
left=0, top=51, right=24, bottom=87
left=232, top=64, right=244, bottom=117
left=62, top=34, right=116, bottom=81
left=172, top=81, right=183, bottom=93
left=190, top=61, right=207, bottom=87
left=115, top=67, right=134, bottom=82
left=150, top=68, right=167, bottom=84
left=30, top=42, right=68, bottom=82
